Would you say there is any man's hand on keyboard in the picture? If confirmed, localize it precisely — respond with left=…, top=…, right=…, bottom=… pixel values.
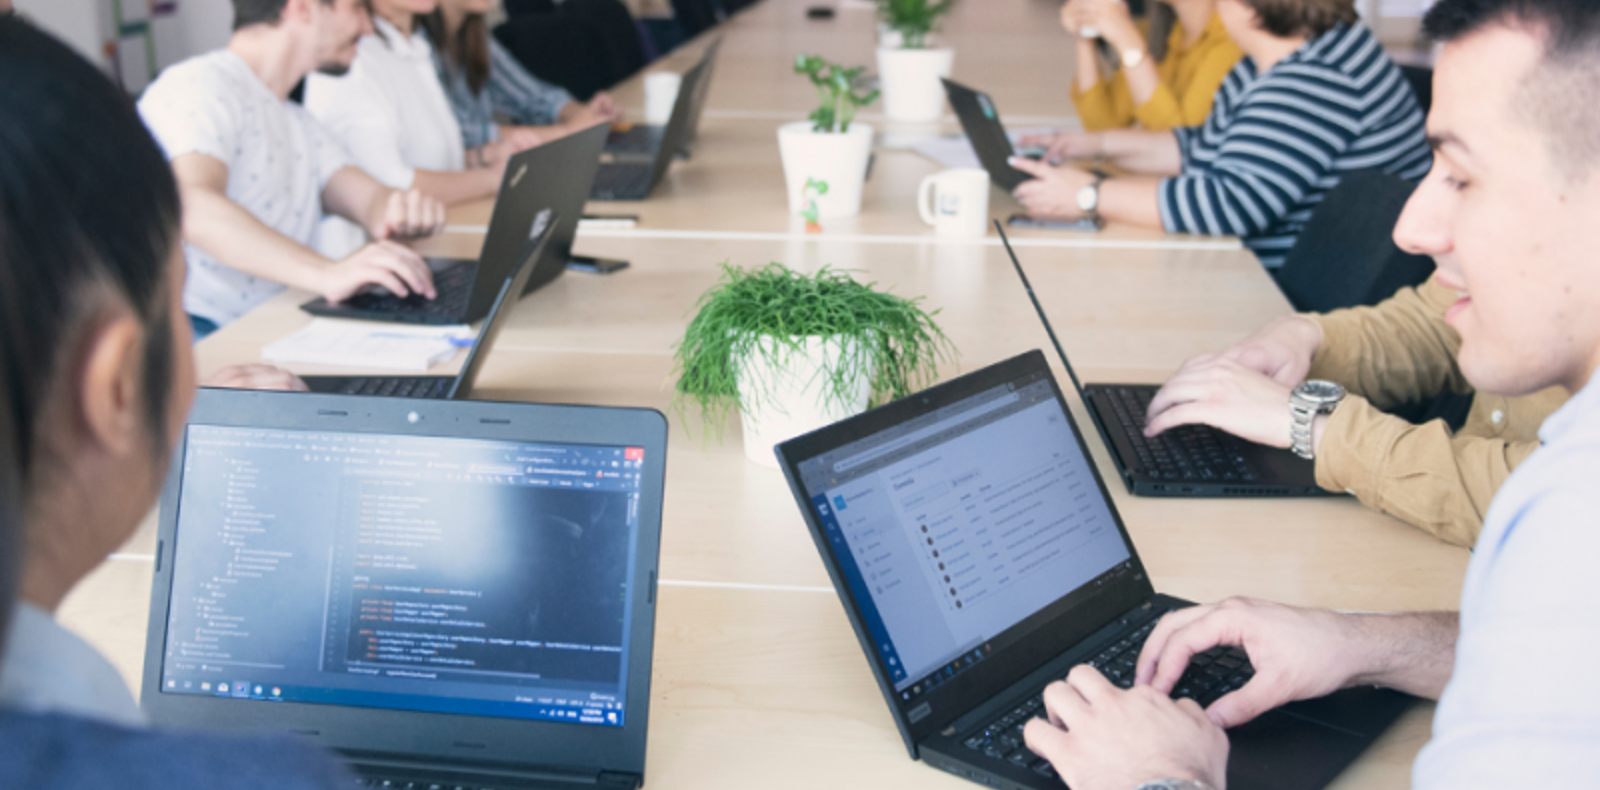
left=1217, top=315, right=1324, bottom=386
left=1142, top=355, right=1295, bottom=447
left=1134, top=598, right=1369, bottom=728
left=1023, top=665, right=1228, bottom=790
left=319, top=241, right=437, bottom=304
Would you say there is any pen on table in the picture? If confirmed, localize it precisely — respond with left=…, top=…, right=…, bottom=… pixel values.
left=368, top=332, right=476, bottom=348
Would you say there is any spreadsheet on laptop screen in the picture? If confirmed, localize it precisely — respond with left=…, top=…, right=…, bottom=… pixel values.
left=160, top=424, right=647, bottom=727
left=797, top=372, right=1133, bottom=702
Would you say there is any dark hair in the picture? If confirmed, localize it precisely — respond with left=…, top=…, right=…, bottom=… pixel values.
left=1238, top=0, right=1358, bottom=38
left=421, top=9, right=491, bottom=96
left=233, top=0, right=336, bottom=31
left=0, top=18, right=181, bottom=494
left=1424, top=0, right=1600, bottom=175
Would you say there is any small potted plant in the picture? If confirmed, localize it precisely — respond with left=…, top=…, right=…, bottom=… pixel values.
left=777, top=55, right=878, bottom=222
left=673, top=263, right=956, bottom=468
left=877, top=0, right=956, bottom=123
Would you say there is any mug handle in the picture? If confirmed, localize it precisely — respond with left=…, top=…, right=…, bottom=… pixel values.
left=918, top=175, right=939, bottom=227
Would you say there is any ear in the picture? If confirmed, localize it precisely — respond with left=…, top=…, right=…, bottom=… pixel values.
left=75, top=309, right=148, bottom=460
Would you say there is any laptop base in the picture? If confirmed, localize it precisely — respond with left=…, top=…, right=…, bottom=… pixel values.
left=300, top=258, right=478, bottom=326
left=919, top=594, right=1413, bottom=790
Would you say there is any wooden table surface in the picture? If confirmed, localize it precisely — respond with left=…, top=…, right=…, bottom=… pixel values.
left=54, top=2, right=1469, bottom=789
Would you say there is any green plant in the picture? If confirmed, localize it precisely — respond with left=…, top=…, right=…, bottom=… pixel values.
left=672, top=263, right=957, bottom=436
left=878, top=0, right=954, bottom=49
left=794, top=55, right=878, bottom=133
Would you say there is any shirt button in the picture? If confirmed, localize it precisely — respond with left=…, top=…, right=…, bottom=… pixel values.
left=1491, top=410, right=1505, bottom=424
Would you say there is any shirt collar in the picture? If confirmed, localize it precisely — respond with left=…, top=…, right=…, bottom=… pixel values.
left=1539, top=367, right=1600, bottom=445
left=0, top=603, right=144, bottom=727
left=372, top=17, right=433, bottom=61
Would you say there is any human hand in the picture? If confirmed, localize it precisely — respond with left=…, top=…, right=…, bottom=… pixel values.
left=1059, top=0, right=1088, bottom=35
left=586, top=92, right=626, bottom=124
left=1135, top=598, right=1372, bottom=729
left=200, top=364, right=310, bottom=392
left=319, top=240, right=437, bottom=304
left=482, top=127, right=547, bottom=167
left=1009, top=157, right=1098, bottom=218
left=1217, top=315, right=1324, bottom=386
left=1024, top=665, right=1228, bottom=790
left=1079, top=0, right=1141, bottom=51
left=1015, top=132, right=1103, bottom=165
left=373, top=188, right=447, bottom=240
left=1142, top=354, right=1295, bottom=447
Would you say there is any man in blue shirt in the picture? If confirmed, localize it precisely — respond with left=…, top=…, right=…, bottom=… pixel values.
left=1018, top=1, right=1600, bottom=788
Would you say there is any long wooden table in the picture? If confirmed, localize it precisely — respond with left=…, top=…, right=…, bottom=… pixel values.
left=55, top=2, right=1469, bottom=788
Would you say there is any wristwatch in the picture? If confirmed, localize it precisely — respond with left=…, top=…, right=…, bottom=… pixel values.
left=1289, top=379, right=1346, bottom=460
left=1076, top=173, right=1108, bottom=217
left=1133, top=780, right=1215, bottom=790
left=1121, top=47, right=1148, bottom=69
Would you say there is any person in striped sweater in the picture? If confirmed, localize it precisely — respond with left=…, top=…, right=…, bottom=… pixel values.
left=1013, top=0, right=1431, bottom=269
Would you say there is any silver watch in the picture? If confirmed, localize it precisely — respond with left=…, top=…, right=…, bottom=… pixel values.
left=1076, top=173, right=1107, bottom=216
left=1133, top=780, right=1215, bottom=790
left=1289, top=379, right=1345, bottom=460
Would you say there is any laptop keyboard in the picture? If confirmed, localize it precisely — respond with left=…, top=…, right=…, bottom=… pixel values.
left=338, top=377, right=452, bottom=399
left=961, top=619, right=1255, bottom=779
left=1102, top=386, right=1261, bottom=482
left=591, top=163, right=656, bottom=200
left=605, top=125, right=663, bottom=154
left=338, top=262, right=473, bottom=319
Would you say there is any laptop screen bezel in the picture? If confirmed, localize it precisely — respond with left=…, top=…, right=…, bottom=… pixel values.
left=775, top=350, right=1157, bottom=753
left=141, top=390, right=667, bottom=778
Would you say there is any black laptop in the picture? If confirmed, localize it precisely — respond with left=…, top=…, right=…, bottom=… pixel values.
left=942, top=78, right=1037, bottom=192
left=774, top=350, right=1411, bottom=790
left=142, top=387, right=668, bottom=790
left=590, top=41, right=719, bottom=201
left=301, top=123, right=609, bottom=325
left=998, top=226, right=1328, bottom=497
left=299, top=216, right=553, bottom=400
left=604, top=37, right=721, bottom=158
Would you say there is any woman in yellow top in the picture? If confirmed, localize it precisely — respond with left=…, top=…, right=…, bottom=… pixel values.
left=1063, top=0, right=1242, bottom=131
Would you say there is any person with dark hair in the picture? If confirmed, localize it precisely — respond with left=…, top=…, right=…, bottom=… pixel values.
left=428, top=0, right=625, bottom=154
left=1062, top=0, right=1242, bottom=131
left=1015, top=0, right=1430, bottom=269
left=302, top=0, right=549, bottom=257
left=1013, top=1, right=1600, bottom=786
left=0, top=20, right=357, bottom=787
left=137, top=0, right=449, bottom=338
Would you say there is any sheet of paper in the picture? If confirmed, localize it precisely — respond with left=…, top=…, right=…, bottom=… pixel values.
left=910, top=127, right=1064, bottom=169
left=262, top=319, right=473, bottom=372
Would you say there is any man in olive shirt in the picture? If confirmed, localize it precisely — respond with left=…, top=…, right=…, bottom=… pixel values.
left=1143, top=274, right=1567, bottom=547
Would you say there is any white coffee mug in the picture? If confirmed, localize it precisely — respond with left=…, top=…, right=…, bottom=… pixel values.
left=918, top=168, right=991, bottom=238
left=644, top=72, right=682, bottom=125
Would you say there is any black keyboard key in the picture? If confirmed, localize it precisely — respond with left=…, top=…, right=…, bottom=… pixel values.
left=1031, top=759, right=1056, bottom=777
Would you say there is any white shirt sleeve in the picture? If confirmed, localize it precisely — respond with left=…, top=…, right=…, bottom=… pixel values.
left=294, top=105, right=356, bottom=192
left=304, top=70, right=417, bottom=189
left=137, top=65, right=241, bottom=166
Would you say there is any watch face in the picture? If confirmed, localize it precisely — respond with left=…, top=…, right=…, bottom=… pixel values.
left=1076, top=184, right=1098, bottom=213
left=1298, top=379, right=1345, bottom=402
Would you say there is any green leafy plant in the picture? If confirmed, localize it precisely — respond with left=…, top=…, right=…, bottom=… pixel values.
left=878, top=0, right=954, bottom=49
left=795, top=55, right=879, bottom=133
left=673, top=263, right=957, bottom=437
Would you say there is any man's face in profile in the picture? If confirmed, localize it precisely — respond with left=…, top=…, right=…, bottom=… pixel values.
left=313, top=0, right=372, bottom=76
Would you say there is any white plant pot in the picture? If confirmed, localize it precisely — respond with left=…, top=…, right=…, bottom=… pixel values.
left=877, top=46, right=954, bottom=123
left=777, top=121, right=874, bottom=220
left=735, top=335, right=871, bottom=468
left=877, top=24, right=938, bottom=49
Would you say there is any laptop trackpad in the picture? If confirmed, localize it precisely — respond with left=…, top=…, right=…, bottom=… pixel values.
left=1225, top=688, right=1414, bottom=790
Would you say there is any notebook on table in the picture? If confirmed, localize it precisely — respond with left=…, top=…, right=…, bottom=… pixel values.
left=142, top=388, right=668, bottom=790
left=298, top=216, right=554, bottom=400
left=996, top=223, right=1330, bottom=497
left=774, top=350, right=1410, bottom=790
left=301, top=122, right=609, bottom=325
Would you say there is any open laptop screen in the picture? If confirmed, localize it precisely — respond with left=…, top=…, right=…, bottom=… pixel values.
left=792, top=365, right=1135, bottom=707
left=157, top=424, right=647, bottom=728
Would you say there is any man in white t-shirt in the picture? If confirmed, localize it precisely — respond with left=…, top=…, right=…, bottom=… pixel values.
left=138, top=0, right=449, bottom=336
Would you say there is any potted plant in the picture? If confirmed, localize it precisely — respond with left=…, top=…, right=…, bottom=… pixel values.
left=673, top=263, right=957, bottom=468
left=777, top=55, right=878, bottom=223
left=877, top=0, right=956, bottom=123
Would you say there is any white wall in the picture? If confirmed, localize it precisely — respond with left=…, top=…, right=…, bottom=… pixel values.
left=15, top=0, right=233, bottom=92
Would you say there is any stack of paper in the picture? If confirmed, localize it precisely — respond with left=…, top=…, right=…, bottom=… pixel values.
left=262, top=319, right=473, bottom=372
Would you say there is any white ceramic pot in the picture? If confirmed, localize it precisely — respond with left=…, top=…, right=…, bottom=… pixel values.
left=776, top=121, right=875, bottom=219
left=735, top=335, right=871, bottom=468
left=877, top=46, right=954, bottom=123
